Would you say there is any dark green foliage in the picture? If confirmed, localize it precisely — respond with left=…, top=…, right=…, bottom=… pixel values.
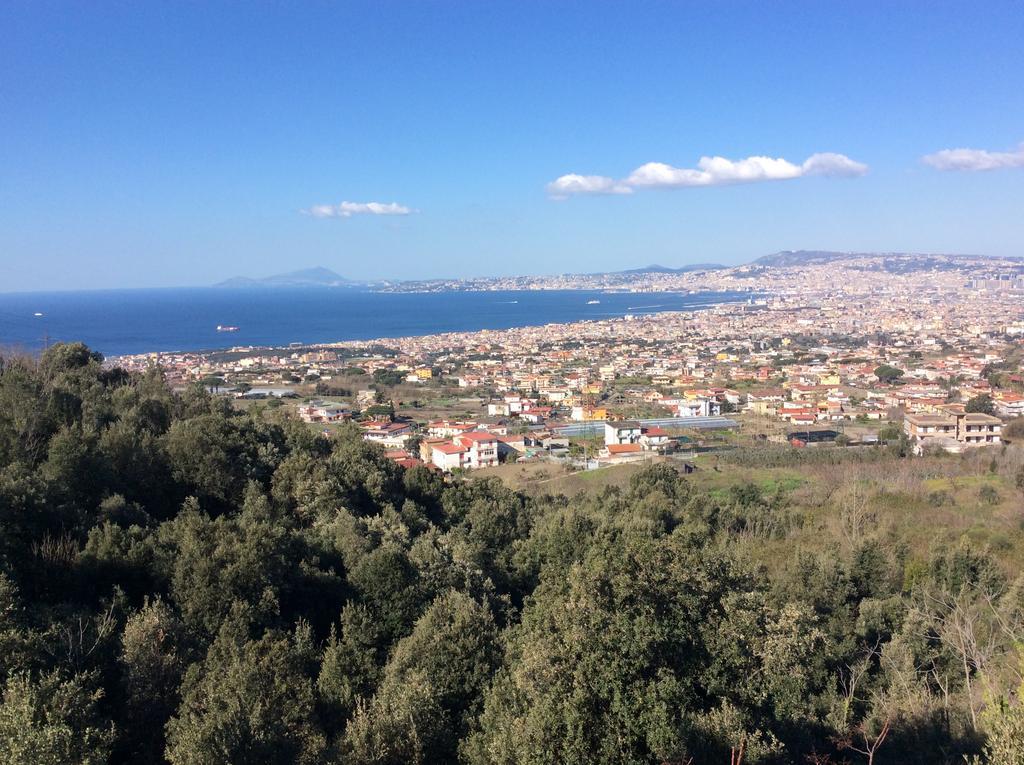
left=372, top=369, right=405, bottom=387
left=965, top=394, right=996, bottom=415
left=0, top=670, right=115, bottom=765
left=116, top=598, right=190, bottom=762
left=979, top=485, right=1001, bottom=505
left=165, top=614, right=326, bottom=764
left=0, top=343, right=1021, bottom=764
left=874, top=364, right=905, bottom=383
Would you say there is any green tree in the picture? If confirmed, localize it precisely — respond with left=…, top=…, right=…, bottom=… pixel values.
left=965, top=394, right=996, bottom=415
left=970, top=650, right=1024, bottom=765
left=465, top=532, right=765, bottom=765
left=154, top=489, right=303, bottom=639
left=340, top=670, right=446, bottom=765
left=165, top=615, right=326, bottom=765
left=347, top=591, right=498, bottom=761
left=873, top=365, right=904, bottom=383
left=116, top=598, right=190, bottom=762
left=372, top=369, right=405, bottom=387
left=0, top=671, right=115, bottom=765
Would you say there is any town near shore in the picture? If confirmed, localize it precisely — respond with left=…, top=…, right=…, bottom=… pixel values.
left=111, top=251, right=1024, bottom=477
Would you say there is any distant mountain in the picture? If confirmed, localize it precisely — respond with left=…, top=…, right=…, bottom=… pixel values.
left=750, top=250, right=1014, bottom=268
left=215, top=266, right=352, bottom=288
left=616, top=263, right=726, bottom=275
left=752, top=250, right=876, bottom=267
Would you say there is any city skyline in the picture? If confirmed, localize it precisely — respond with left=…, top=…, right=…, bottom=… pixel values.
left=2, top=2, right=1023, bottom=291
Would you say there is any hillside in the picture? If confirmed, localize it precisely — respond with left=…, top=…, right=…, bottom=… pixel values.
left=616, top=262, right=726, bottom=275
left=752, top=249, right=1022, bottom=272
left=3, top=341, right=1024, bottom=763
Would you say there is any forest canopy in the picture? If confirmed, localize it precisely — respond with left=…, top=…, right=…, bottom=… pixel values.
left=1, top=343, right=1023, bottom=764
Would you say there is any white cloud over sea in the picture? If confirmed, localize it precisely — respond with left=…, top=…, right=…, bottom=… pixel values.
left=547, top=151, right=867, bottom=199
left=922, top=142, right=1024, bottom=172
left=304, top=201, right=415, bottom=218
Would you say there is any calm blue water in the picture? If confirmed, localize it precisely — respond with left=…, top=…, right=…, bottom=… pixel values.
left=0, top=288, right=751, bottom=357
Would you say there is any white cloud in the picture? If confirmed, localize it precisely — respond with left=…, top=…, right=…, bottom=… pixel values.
left=304, top=201, right=414, bottom=218
left=545, top=174, right=633, bottom=199
left=922, top=142, right=1024, bottom=172
left=549, top=151, right=867, bottom=197
left=800, top=152, right=869, bottom=177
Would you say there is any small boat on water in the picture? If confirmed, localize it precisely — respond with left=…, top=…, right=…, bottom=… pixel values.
left=586, top=299, right=600, bottom=304
left=33, top=312, right=44, bottom=317
left=216, top=325, right=240, bottom=332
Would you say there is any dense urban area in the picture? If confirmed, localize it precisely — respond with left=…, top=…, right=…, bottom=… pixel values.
left=116, top=252, right=1024, bottom=474
left=4, top=251, right=1024, bottom=764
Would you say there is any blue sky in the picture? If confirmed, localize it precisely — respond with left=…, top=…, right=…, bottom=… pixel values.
left=2, top=1, right=1023, bottom=291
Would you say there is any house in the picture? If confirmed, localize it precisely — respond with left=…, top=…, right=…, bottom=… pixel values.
left=362, top=421, right=414, bottom=448
left=746, top=389, right=785, bottom=415
left=476, top=419, right=508, bottom=436
left=383, top=449, right=427, bottom=471
left=674, top=397, right=721, bottom=418
left=527, top=432, right=569, bottom=451
left=994, top=392, right=1024, bottom=418
left=958, top=413, right=1003, bottom=445
left=419, top=438, right=449, bottom=463
left=297, top=401, right=350, bottom=423
left=639, top=426, right=671, bottom=451
left=605, top=420, right=642, bottom=446
left=520, top=407, right=552, bottom=424
left=430, top=441, right=469, bottom=472
left=570, top=405, right=608, bottom=422
left=496, top=434, right=526, bottom=460
left=426, top=420, right=477, bottom=438
left=454, top=431, right=499, bottom=469
left=427, top=431, right=499, bottom=472
left=600, top=443, right=645, bottom=461
left=539, top=386, right=569, bottom=402
left=903, top=411, right=1002, bottom=452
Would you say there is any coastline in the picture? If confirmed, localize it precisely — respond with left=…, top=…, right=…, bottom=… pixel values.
left=0, top=287, right=756, bottom=359
left=109, top=296, right=766, bottom=367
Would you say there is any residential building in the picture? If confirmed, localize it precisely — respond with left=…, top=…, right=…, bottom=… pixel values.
left=903, top=411, right=1002, bottom=452
left=362, top=421, right=414, bottom=448
left=426, top=430, right=499, bottom=472
left=605, top=420, right=642, bottom=446
left=297, top=401, right=350, bottom=423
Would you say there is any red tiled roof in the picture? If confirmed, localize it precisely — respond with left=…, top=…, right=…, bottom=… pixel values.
left=607, top=443, right=643, bottom=454
left=433, top=443, right=467, bottom=455
left=458, top=431, right=498, bottom=442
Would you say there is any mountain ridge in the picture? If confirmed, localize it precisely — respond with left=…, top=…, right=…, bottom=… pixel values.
left=615, top=263, right=726, bottom=275
left=214, top=266, right=352, bottom=288
left=214, top=250, right=1024, bottom=289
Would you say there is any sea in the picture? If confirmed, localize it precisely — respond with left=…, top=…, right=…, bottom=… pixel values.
left=0, top=287, right=753, bottom=357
